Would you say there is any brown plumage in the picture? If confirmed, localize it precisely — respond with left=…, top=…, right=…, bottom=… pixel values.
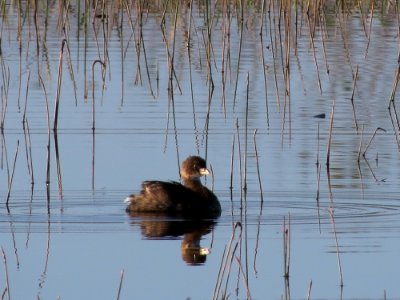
left=124, top=156, right=221, bottom=217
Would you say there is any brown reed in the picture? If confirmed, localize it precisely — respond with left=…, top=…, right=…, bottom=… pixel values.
left=283, top=214, right=291, bottom=279
left=53, top=39, right=67, bottom=132
left=229, top=134, right=235, bottom=191
left=362, top=127, right=386, bottom=158
left=91, top=59, right=106, bottom=130
left=350, top=65, right=359, bottom=131
left=6, top=140, right=19, bottom=210
left=116, top=269, right=125, bottom=300
left=328, top=206, right=344, bottom=287
left=253, top=129, right=263, bottom=201
left=326, top=98, right=335, bottom=167
left=1, top=247, right=10, bottom=300
left=0, top=67, right=10, bottom=130
left=212, top=222, right=242, bottom=300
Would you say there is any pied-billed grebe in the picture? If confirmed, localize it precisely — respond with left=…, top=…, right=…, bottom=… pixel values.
left=124, top=156, right=221, bottom=217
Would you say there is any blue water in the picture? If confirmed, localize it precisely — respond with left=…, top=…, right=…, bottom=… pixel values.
left=1, top=1, right=400, bottom=299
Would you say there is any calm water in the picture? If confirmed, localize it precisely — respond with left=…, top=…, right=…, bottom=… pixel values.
left=1, top=1, right=400, bottom=299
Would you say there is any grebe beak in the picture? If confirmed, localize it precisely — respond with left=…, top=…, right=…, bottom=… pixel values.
left=199, top=168, right=210, bottom=176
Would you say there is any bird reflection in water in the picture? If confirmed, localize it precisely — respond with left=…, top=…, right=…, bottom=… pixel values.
left=127, top=212, right=218, bottom=265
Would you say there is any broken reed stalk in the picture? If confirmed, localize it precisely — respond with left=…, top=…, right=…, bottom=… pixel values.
left=283, top=214, right=291, bottom=278
left=350, top=65, right=359, bottom=132
left=362, top=127, right=386, bottom=158
left=1, top=247, right=10, bottom=300
left=328, top=206, right=344, bottom=287
left=116, top=269, right=125, bottom=300
left=326, top=98, right=335, bottom=167
left=53, top=39, right=67, bottom=132
left=91, top=59, right=106, bottom=131
left=6, top=140, right=19, bottom=209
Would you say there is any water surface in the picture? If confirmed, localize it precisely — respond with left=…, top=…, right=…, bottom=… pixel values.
left=1, top=1, right=400, bottom=299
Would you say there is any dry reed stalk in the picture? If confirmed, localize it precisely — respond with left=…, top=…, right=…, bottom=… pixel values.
left=160, top=1, right=182, bottom=96
left=388, top=105, right=400, bottom=150
left=306, top=9, right=322, bottom=93
left=6, top=140, right=19, bottom=210
left=53, top=39, right=67, bottom=131
left=234, top=256, right=252, bottom=300
left=0, top=67, right=10, bottom=130
left=306, top=280, right=313, bottom=300
left=253, top=128, right=264, bottom=276
left=326, top=98, right=335, bottom=167
left=119, top=0, right=125, bottom=105
left=137, top=2, right=155, bottom=98
left=318, top=4, right=330, bottom=76
left=236, top=119, right=243, bottom=204
left=388, top=49, right=400, bottom=107
left=283, top=214, right=291, bottom=278
left=350, top=65, right=359, bottom=131
left=362, top=127, right=386, bottom=158
left=204, top=0, right=213, bottom=87
left=91, top=59, right=106, bottom=130
left=259, top=0, right=269, bottom=127
left=1, top=247, right=10, bottom=300
left=92, top=130, right=95, bottom=190
left=230, top=134, right=235, bottom=191
left=39, top=75, right=51, bottom=188
left=281, top=5, right=292, bottom=139
left=243, top=73, right=249, bottom=192
left=328, top=206, right=344, bottom=287
left=22, top=70, right=31, bottom=128
left=357, top=124, right=364, bottom=162
left=212, top=222, right=242, bottom=300
left=116, top=269, right=125, bottom=300
left=63, top=40, right=78, bottom=106
left=268, top=1, right=281, bottom=111
left=186, top=0, right=199, bottom=149
left=53, top=132, right=63, bottom=201
left=253, top=129, right=263, bottom=201
left=26, top=120, right=34, bottom=185
left=232, top=0, right=244, bottom=110
left=220, top=0, right=229, bottom=117
left=364, top=0, right=375, bottom=58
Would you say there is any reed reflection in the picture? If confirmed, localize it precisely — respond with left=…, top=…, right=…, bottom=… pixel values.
left=127, top=212, right=218, bottom=265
